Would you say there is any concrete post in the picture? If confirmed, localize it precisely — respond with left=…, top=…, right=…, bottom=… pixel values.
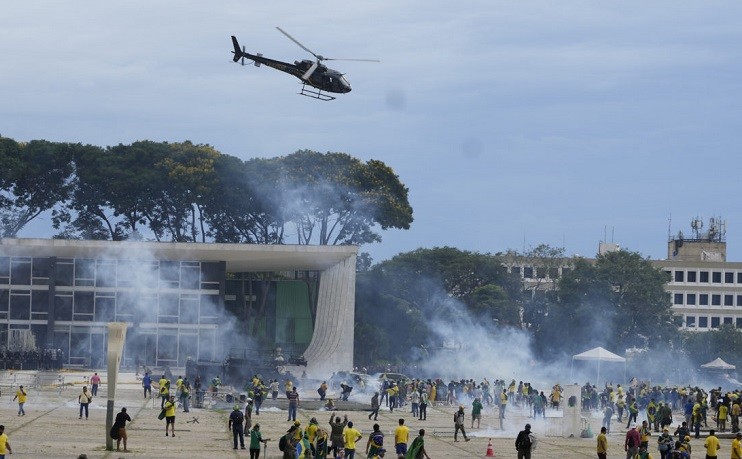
left=105, top=322, right=128, bottom=451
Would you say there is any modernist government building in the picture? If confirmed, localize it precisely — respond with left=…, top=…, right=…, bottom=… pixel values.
left=0, top=238, right=357, bottom=373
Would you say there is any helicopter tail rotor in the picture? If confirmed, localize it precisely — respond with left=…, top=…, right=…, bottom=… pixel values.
left=230, top=36, right=244, bottom=62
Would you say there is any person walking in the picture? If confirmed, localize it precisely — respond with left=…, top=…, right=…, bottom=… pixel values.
left=625, top=422, right=640, bottom=459
left=603, top=404, right=614, bottom=434
left=249, top=423, right=269, bottom=459
left=90, top=373, right=101, bottom=396
left=515, top=423, right=535, bottom=459
left=142, top=372, right=152, bottom=399
left=0, top=425, right=13, bottom=458
left=164, top=395, right=176, bottom=437
left=13, top=385, right=26, bottom=416
left=419, top=390, right=428, bottom=421
left=229, top=404, right=246, bottom=450
left=597, top=426, right=608, bottom=459
left=365, top=423, right=384, bottom=458
left=406, top=429, right=430, bottom=459
left=244, top=399, right=254, bottom=435
left=78, top=386, right=92, bottom=419
left=369, top=392, right=380, bottom=421
left=472, top=397, right=483, bottom=429
left=453, top=405, right=470, bottom=442
left=287, top=387, right=299, bottom=422
left=113, top=407, right=131, bottom=452
left=394, top=418, right=409, bottom=458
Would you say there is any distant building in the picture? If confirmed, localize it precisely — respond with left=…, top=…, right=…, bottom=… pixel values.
left=0, top=238, right=357, bottom=373
left=654, top=217, right=742, bottom=331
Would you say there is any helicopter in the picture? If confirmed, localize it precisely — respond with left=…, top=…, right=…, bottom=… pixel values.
left=231, top=27, right=379, bottom=101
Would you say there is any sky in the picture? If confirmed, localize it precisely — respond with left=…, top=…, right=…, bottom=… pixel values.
left=2, top=1, right=742, bottom=264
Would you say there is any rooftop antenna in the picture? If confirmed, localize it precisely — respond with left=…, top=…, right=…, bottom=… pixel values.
left=611, top=226, right=615, bottom=243
left=690, top=216, right=703, bottom=239
left=668, top=214, right=672, bottom=242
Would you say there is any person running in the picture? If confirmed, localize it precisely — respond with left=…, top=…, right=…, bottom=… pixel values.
left=515, top=423, right=534, bottom=459
left=597, top=426, right=608, bottom=459
left=78, top=386, right=92, bottom=419
left=13, top=386, right=26, bottom=416
left=249, top=423, right=269, bottom=459
left=394, top=418, right=409, bottom=458
left=113, top=407, right=131, bottom=452
left=454, top=405, right=470, bottom=442
left=0, top=425, right=12, bottom=458
left=229, top=404, right=246, bottom=450
left=164, top=395, right=176, bottom=437
left=406, top=429, right=430, bottom=459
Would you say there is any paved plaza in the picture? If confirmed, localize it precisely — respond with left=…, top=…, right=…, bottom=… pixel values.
left=0, top=371, right=733, bottom=458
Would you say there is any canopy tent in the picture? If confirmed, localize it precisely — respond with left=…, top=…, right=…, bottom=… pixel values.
left=571, top=347, right=626, bottom=385
left=701, top=357, right=736, bottom=370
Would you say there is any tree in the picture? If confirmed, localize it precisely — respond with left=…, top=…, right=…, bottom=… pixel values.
left=0, top=137, right=74, bottom=237
left=270, top=150, right=413, bottom=245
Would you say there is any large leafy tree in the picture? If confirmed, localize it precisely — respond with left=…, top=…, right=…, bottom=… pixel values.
left=0, top=137, right=74, bottom=237
left=271, top=150, right=413, bottom=245
left=529, top=250, right=677, bottom=359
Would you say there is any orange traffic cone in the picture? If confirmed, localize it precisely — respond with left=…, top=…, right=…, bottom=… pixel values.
left=485, top=438, right=495, bottom=457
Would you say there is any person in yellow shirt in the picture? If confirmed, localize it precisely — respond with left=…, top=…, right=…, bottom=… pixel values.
left=731, top=432, right=742, bottom=459
left=596, top=426, right=607, bottom=459
left=13, top=385, right=26, bottom=416
left=306, top=417, right=319, bottom=456
left=0, top=424, right=12, bottom=457
left=394, top=418, right=409, bottom=457
left=164, top=395, right=177, bottom=437
left=343, top=421, right=362, bottom=459
left=158, top=376, right=170, bottom=409
left=718, top=402, right=729, bottom=432
left=704, top=429, right=720, bottom=459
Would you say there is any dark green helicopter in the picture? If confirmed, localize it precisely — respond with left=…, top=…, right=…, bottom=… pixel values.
left=231, top=27, right=379, bottom=101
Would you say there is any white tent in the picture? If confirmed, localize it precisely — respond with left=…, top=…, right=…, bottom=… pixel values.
left=701, top=357, right=736, bottom=370
left=571, top=347, right=626, bottom=384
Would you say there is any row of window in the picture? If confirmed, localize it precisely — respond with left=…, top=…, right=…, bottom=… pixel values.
left=668, top=269, right=742, bottom=285
left=510, top=266, right=571, bottom=280
left=685, top=315, right=742, bottom=329
left=673, top=292, right=742, bottom=307
left=0, top=257, right=222, bottom=290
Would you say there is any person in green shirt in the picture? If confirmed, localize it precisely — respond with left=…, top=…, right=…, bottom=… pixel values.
left=471, top=398, right=483, bottom=429
left=249, top=424, right=270, bottom=459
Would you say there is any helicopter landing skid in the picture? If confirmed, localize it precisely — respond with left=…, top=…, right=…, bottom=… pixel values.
left=299, top=83, right=335, bottom=101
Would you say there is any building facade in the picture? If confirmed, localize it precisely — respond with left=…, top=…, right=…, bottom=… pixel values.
left=0, top=238, right=357, bottom=373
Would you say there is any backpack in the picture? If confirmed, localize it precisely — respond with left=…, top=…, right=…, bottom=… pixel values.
left=279, top=434, right=288, bottom=451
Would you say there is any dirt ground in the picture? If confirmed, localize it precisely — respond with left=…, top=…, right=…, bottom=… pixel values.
left=0, top=371, right=731, bottom=458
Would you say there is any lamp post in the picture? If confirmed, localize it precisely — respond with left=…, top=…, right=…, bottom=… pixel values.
left=105, top=322, right=128, bottom=451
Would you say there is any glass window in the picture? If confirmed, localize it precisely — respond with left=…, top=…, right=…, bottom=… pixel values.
left=523, top=267, right=533, bottom=279
left=712, top=294, right=721, bottom=306
left=94, top=296, right=116, bottom=322
left=31, top=258, right=51, bottom=279
left=674, top=271, right=684, bottom=282
left=55, top=261, right=74, bottom=286
left=738, top=295, right=742, bottom=307
left=511, top=267, right=521, bottom=275
left=713, top=272, right=722, bottom=283
left=737, top=317, right=742, bottom=329
left=10, top=260, right=31, bottom=286
left=698, top=316, right=708, bottom=328
left=158, top=293, right=179, bottom=316
left=687, top=271, right=697, bottom=282
left=700, top=271, right=709, bottom=283
left=548, top=267, right=559, bottom=279
left=725, top=295, right=734, bottom=306
left=726, top=272, right=735, bottom=284
left=700, top=294, right=709, bottom=306
left=180, top=266, right=200, bottom=290
left=738, top=272, right=742, bottom=284
left=73, top=291, right=94, bottom=314
left=9, top=292, right=30, bottom=320
left=686, top=294, right=696, bottom=305
left=536, top=267, right=546, bottom=279
left=686, top=316, right=696, bottom=327
left=95, top=261, right=116, bottom=288
left=31, top=291, right=49, bottom=312
left=724, top=317, right=733, bottom=325
left=711, top=316, right=720, bottom=328
left=0, top=257, right=9, bottom=278
left=673, top=293, right=684, bottom=305
left=54, top=295, right=73, bottom=320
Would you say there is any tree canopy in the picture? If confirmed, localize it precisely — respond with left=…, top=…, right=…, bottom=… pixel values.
left=0, top=136, right=413, bottom=246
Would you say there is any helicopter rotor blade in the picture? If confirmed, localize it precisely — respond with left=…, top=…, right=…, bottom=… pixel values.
left=302, top=60, right=320, bottom=80
left=240, top=46, right=246, bottom=66
left=276, top=26, right=322, bottom=60
left=323, top=58, right=381, bottom=63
